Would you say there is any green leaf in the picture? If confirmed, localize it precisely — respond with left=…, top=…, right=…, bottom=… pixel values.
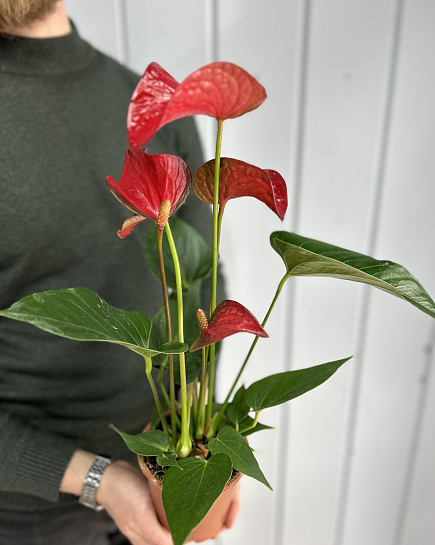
left=208, top=426, right=272, bottom=489
left=0, top=288, right=157, bottom=357
left=109, top=425, right=172, bottom=456
left=271, top=231, right=435, bottom=319
left=163, top=454, right=232, bottom=545
left=145, top=217, right=213, bottom=291
left=226, top=386, right=250, bottom=425
left=0, top=288, right=186, bottom=359
left=156, top=451, right=180, bottom=468
left=157, top=342, right=188, bottom=354
left=245, top=357, right=350, bottom=410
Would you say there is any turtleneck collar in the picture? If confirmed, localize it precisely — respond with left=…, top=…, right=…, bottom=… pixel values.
left=0, top=21, right=95, bottom=76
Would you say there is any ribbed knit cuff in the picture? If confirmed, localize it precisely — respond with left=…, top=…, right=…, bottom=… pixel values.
left=9, top=424, right=78, bottom=503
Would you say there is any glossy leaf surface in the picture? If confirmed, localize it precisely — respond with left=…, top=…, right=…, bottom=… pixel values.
left=245, top=358, right=351, bottom=411
left=145, top=217, right=212, bottom=291
left=0, top=288, right=162, bottom=358
left=189, top=300, right=268, bottom=352
left=208, top=426, right=272, bottom=489
left=271, top=231, right=435, bottom=319
left=106, top=150, right=191, bottom=236
left=127, top=62, right=267, bottom=149
left=163, top=454, right=232, bottom=545
left=109, top=425, right=172, bottom=456
left=194, top=158, right=288, bottom=220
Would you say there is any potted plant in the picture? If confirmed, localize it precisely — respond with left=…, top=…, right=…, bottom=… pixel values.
left=1, top=61, right=434, bottom=545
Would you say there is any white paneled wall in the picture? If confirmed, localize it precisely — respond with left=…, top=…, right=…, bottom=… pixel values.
left=65, top=1, right=435, bottom=544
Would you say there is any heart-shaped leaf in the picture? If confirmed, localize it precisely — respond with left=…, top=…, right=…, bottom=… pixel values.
left=194, top=158, right=287, bottom=220
left=128, top=62, right=267, bottom=149
left=145, top=217, right=212, bottom=291
left=190, top=299, right=268, bottom=352
left=208, top=426, right=271, bottom=489
left=109, top=425, right=172, bottom=455
left=271, top=231, right=435, bottom=320
left=163, top=454, right=233, bottom=545
left=245, top=358, right=350, bottom=411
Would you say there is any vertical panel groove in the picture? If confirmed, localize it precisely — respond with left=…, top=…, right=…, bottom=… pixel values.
left=331, top=1, right=405, bottom=544
left=113, top=0, right=129, bottom=66
left=202, top=0, right=219, bottom=160
left=392, top=322, right=435, bottom=545
left=271, top=2, right=311, bottom=544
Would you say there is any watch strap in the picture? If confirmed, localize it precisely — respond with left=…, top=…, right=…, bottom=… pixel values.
left=78, top=455, right=111, bottom=510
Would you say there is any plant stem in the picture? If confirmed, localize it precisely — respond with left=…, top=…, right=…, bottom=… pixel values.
left=196, top=348, right=208, bottom=439
left=239, top=411, right=261, bottom=434
left=206, top=118, right=224, bottom=427
left=145, top=355, right=169, bottom=436
left=165, top=222, right=191, bottom=458
left=207, top=273, right=290, bottom=439
left=156, top=228, right=177, bottom=447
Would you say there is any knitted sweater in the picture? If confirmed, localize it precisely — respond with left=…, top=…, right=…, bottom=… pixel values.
left=0, top=24, right=208, bottom=511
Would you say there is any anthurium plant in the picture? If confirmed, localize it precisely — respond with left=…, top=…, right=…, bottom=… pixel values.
left=2, top=61, right=435, bottom=545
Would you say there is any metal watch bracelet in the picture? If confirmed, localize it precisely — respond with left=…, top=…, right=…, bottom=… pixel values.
left=78, top=455, right=111, bottom=510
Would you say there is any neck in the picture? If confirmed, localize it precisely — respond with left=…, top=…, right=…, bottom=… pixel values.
left=7, top=1, right=71, bottom=38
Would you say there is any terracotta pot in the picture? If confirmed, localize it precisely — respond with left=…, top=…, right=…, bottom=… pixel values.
left=137, top=423, right=243, bottom=543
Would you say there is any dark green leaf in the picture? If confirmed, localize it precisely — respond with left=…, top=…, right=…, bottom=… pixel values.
left=271, top=231, right=435, bottom=319
left=208, top=426, right=271, bottom=489
left=109, top=425, right=171, bottom=455
left=163, top=454, right=232, bottom=545
left=226, top=386, right=250, bottom=425
left=245, top=358, right=350, bottom=410
left=0, top=288, right=159, bottom=358
left=145, top=217, right=213, bottom=291
left=158, top=342, right=188, bottom=354
left=156, top=452, right=180, bottom=468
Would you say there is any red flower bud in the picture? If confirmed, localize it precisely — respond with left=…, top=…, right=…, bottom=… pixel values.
left=190, top=300, right=268, bottom=352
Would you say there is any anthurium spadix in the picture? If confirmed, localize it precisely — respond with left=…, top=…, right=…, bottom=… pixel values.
left=127, top=62, right=267, bottom=150
left=193, top=158, right=288, bottom=220
left=105, top=150, right=192, bottom=237
left=190, top=300, right=268, bottom=352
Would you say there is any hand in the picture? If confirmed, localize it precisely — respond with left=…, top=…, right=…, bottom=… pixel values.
left=97, top=460, right=173, bottom=545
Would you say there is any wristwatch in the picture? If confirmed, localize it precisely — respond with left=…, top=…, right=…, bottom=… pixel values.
left=78, top=455, right=111, bottom=510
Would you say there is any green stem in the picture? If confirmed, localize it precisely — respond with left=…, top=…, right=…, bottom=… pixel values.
left=165, top=222, right=191, bottom=458
left=145, top=355, right=169, bottom=436
left=206, top=118, right=224, bottom=427
left=196, top=348, right=208, bottom=439
left=207, top=273, right=290, bottom=439
left=156, top=228, right=177, bottom=447
left=239, top=411, right=261, bottom=434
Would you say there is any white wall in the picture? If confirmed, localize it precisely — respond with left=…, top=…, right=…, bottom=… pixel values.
left=65, top=1, right=435, bottom=544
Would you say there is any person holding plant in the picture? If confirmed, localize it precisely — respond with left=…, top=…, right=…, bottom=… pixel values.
left=0, top=1, right=235, bottom=544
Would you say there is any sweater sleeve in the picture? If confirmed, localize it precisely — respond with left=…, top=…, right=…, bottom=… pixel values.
left=0, top=410, right=77, bottom=503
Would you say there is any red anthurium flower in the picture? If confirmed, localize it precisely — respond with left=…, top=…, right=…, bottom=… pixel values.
left=127, top=62, right=267, bottom=150
left=106, top=149, right=192, bottom=238
left=193, top=158, right=288, bottom=220
left=190, top=300, right=268, bottom=352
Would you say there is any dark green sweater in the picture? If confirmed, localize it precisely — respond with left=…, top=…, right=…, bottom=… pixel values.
left=0, top=24, right=208, bottom=511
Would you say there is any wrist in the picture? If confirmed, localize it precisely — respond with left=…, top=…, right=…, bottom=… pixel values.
left=78, top=454, right=112, bottom=510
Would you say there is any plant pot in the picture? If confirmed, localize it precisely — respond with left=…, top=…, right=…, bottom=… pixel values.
left=137, top=423, right=243, bottom=543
